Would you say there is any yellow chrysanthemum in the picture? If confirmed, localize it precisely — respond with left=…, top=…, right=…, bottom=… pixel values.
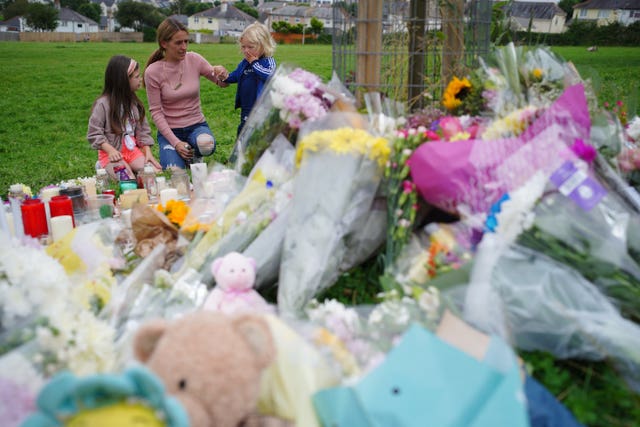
left=296, top=127, right=390, bottom=168
left=442, top=76, right=472, bottom=111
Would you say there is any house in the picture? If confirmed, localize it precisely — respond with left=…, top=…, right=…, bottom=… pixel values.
left=188, top=3, right=256, bottom=36
left=57, top=6, right=99, bottom=32
left=505, top=1, right=567, bottom=33
left=263, top=4, right=346, bottom=33
left=573, top=0, right=640, bottom=26
left=0, top=16, right=27, bottom=32
left=91, top=0, right=116, bottom=31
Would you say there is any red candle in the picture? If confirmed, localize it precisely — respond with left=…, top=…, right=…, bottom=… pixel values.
left=49, top=195, right=75, bottom=226
left=21, top=199, right=48, bottom=238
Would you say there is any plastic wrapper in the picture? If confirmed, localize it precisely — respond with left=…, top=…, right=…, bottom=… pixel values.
left=409, top=83, right=591, bottom=219
left=277, top=112, right=391, bottom=315
left=467, top=243, right=640, bottom=393
left=232, top=65, right=357, bottom=176
left=174, top=136, right=296, bottom=285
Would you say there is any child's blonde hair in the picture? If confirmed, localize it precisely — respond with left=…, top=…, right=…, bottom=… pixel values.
left=241, top=22, right=276, bottom=57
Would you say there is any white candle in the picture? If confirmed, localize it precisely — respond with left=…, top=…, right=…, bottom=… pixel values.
left=40, top=187, right=60, bottom=202
left=5, top=212, right=15, bottom=237
left=156, top=176, right=167, bottom=192
left=120, top=209, right=132, bottom=229
left=160, top=188, right=179, bottom=206
left=50, top=215, right=74, bottom=242
left=84, top=179, right=97, bottom=197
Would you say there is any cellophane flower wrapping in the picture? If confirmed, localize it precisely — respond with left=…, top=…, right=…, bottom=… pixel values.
left=173, top=135, right=296, bottom=288
left=409, top=83, right=592, bottom=221
left=463, top=164, right=640, bottom=393
left=232, top=64, right=357, bottom=177
left=277, top=112, right=391, bottom=315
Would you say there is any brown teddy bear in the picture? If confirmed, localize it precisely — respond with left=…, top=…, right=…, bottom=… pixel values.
left=133, top=311, right=291, bottom=427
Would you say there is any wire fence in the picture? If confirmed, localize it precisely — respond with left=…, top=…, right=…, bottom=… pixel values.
left=332, top=0, right=492, bottom=110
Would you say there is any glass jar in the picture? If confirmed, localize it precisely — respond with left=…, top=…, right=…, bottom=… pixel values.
left=171, top=169, right=191, bottom=200
left=96, top=168, right=110, bottom=194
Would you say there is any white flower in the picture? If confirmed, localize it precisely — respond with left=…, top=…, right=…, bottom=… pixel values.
left=418, top=287, right=440, bottom=320
left=627, top=116, right=640, bottom=142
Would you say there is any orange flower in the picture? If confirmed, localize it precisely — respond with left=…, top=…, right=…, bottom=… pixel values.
left=157, top=199, right=190, bottom=228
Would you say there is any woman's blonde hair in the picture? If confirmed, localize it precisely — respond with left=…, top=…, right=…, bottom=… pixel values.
left=241, top=21, right=276, bottom=57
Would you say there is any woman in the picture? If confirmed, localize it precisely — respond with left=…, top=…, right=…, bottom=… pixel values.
left=144, top=18, right=228, bottom=169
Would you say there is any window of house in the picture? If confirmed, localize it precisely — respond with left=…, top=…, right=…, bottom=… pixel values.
left=579, top=9, right=587, bottom=17
left=631, top=10, right=640, bottom=18
left=77, top=23, right=83, bottom=28
left=208, top=18, right=212, bottom=24
left=598, top=9, right=610, bottom=18
left=194, top=17, right=199, bottom=23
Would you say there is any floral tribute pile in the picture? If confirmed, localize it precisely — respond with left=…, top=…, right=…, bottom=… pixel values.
left=2, top=45, right=640, bottom=426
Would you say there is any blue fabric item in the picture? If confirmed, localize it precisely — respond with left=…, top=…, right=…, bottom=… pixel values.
left=525, top=375, right=585, bottom=427
left=225, top=56, right=277, bottom=111
left=157, top=121, right=215, bottom=169
left=313, top=324, right=530, bottom=427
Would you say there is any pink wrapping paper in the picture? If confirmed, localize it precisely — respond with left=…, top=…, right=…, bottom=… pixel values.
left=408, top=84, right=592, bottom=215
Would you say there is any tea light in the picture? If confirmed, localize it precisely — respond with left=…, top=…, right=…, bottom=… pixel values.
left=160, top=188, right=179, bottom=206
left=50, top=215, right=74, bottom=242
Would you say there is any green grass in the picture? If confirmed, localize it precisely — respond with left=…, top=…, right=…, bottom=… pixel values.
left=1, top=42, right=640, bottom=426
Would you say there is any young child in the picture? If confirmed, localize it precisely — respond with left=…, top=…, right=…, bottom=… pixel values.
left=88, top=55, right=160, bottom=180
left=218, top=22, right=277, bottom=136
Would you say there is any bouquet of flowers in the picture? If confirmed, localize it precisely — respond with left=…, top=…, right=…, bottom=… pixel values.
left=409, top=83, right=592, bottom=220
left=232, top=65, right=357, bottom=176
left=277, top=112, right=391, bottom=315
left=463, top=163, right=640, bottom=392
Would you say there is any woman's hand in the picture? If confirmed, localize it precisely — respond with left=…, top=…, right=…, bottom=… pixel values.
left=212, top=65, right=228, bottom=82
left=177, top=142, right=193, bottom=161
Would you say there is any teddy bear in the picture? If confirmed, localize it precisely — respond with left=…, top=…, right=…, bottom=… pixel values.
left=133, top=310, right=291, bottom=427
left=202, top=251, right=275, bottom=315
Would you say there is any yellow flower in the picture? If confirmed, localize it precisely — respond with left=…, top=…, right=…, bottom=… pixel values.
left=532, top=68, right=543, bottom=80
left=157, top=199, right=190, bottom=228
left=443, top=76, right=472, bottom=111
left=296, top=127, right=390, bottom=168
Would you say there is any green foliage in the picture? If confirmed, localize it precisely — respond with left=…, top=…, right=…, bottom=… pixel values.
left=115, top=1, right=164, bottom=32
left=2, top=0, right=29, bottom=20
left=25, top=3, right=58, bottom=32
left=77, top=2, right=101, bottom=24
left=233, top=1, right=258, bottom=19
left=557, top=0, right=580, bottom=17
left=309, top=17, right=324, bottom=35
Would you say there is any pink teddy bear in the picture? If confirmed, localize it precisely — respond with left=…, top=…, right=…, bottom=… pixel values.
left=202, top=251, right=274, bottom=315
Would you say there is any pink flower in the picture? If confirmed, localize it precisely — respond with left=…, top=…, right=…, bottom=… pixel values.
left=425, top=130, right=440, bottom=141
left=402, top=180, right=413, bottom=194
left=438, top=116, right=464, bottom=140
left=570, top=138, right=597, bottom=163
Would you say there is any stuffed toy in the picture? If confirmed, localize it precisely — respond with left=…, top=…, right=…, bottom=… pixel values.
left=202, top=251, right=274, bottom=315
left=133, top=311, right=290, bottom=427
left=21, top=366, right=188, bottom=427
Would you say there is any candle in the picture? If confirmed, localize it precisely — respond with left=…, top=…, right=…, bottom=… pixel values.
left=6, top=212, right=15, bottom=237
left=21, top=199, right=48, bottom=238
left=49, top=195, right=75, bottom=226
left=83, top=179, right=97, bottom=197
left=50, top=215, right=74, bottom=242
left=156, top=176, right=167, bottom=192
left=160, top=188, right=179, bottom=206
left=40, top=187, right=60, bottom=202
left=120, top=209, right=132, bottom=229
left=0, top=202, right=10, bottom=236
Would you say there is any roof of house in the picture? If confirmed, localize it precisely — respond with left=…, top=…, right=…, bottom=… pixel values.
left=506, top=2, right=567, bottom=19
left=59, top=7, right=98, bottom=25
left=574, top=0, right=640, bottom=10
left=0, top=15, right=22, bottom=30
left=90, top=0, right=116, bottom=8
left=269, top=5, right=309, bottom=18
left=168, top=14, right=188, bottom=26
left=192, top=4, right=256, bottom=22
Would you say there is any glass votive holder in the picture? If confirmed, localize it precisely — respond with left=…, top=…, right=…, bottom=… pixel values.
left=49, top=195, right=75, bottom=226
left=59, top=186, right=87, bottom=218
left=171, top=169, right=191, bottom=200
left=86, top=194, right=115, bottom=222
left=21, top=199, right=48, bottom=238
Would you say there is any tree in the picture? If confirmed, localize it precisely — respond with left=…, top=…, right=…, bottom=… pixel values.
left=25, top=2, right=58, bottom=31
left=558, top=0, right=580, bottom=18
left=309, top=16, right=323, bottom=35
left=78, top=2, right=100, bottom=23
left=2, top=0, right=29, bottom=20
left=115, top=1, right=163, bottom=32
left=233, top=1, right=258, bottom=19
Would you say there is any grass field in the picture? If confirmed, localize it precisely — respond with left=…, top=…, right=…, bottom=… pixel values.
left=0, top=41, right=640, bottom=426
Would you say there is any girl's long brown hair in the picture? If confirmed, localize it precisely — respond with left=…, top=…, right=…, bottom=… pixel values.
left=99, top=55, right=145, bottom=135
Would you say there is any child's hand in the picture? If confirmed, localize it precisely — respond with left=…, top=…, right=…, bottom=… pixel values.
left=244, top=52, right=259, bottom=63
left=212, top=65, right=228, bottom=82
